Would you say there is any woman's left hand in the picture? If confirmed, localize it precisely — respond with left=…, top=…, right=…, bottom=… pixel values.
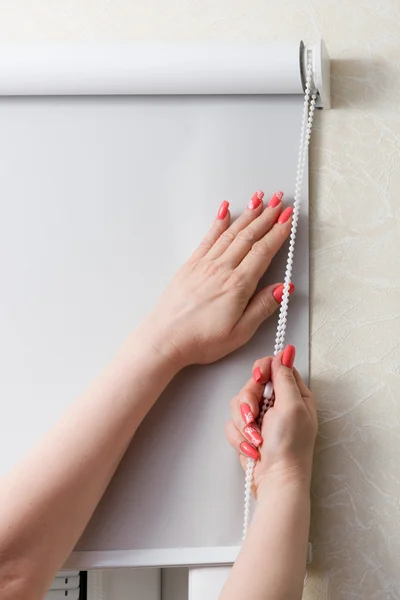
left=225, top=348, right=317, bottom=497
left=140, top=190, right=294, bottom=368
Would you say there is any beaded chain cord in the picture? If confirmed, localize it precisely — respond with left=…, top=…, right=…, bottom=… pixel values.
left=242, top=60, right=318, bottom=541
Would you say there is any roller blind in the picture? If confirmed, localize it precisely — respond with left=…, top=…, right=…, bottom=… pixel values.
left=0, top=42, right=309, bottom=568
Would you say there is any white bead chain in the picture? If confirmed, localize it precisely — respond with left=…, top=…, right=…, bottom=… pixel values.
left=242, top=60, right=317, bottom=541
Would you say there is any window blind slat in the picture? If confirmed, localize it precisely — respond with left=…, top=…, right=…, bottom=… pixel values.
left=47, top=572, right=82, bottom=598
left=45, top=591, right=80, bottom=600
left=50, top=575, right=80, bottom=590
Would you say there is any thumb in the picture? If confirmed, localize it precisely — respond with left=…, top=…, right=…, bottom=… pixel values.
left=236, top=282, right=295, bottom=340
left=271, top=345, right=303, bottom=407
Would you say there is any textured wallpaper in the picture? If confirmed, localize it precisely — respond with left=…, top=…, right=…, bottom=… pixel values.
left=1, top=1, right=399, bottom=598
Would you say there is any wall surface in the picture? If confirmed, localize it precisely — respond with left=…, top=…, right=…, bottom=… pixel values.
left=1, top=1, right=399, bottom=598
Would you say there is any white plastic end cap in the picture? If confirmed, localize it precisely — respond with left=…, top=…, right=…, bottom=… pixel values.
left=263, top=381, right=274, bottom=400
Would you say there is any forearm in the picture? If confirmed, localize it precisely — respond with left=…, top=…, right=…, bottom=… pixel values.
left=220, top=475, right=311, bottom=600
left=0, top=332, right=178, bottom=600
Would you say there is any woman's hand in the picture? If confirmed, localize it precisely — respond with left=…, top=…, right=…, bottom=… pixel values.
left=140, top=190, right=295, bottom=368
left=221, top=347, right=316, bottom=600
left=225, top=345, right=317, bottom=497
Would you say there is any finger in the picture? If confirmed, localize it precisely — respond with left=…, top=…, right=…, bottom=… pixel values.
left=232, top=356, right=272, bottom=417
left=191, top=200, right=231, bottom=260
left=206, top=190, right=265, bottom=260
left=233, top=283, right=294, bottom=343
left=252, top=355, right=274, bottom=386
left=225, top=420, right=260, bottom=460
left=293, top=368, right=317, bottom=418
left=233, top=392, right=263, bottom=447
left=271, top=346, right=304, bottom=408
left=234, top=388, right=261, bottom=426
left=293, top=368, right=312, bottom=399
left=219, top=192, right=284, bottom=268
left=235, top=208, right=293, bottom=285
left=235, top=410, right=264, bottom=447
left=231, top=358, right=273, bottom=440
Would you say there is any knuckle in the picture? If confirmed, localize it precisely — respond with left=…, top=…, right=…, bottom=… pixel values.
left=273, top=221, right=290, bottom=241
left=237, top=227, right=257, bottom=244
left=203, top=259, right=225, bottom=278
left=257, top=295, right=276, bottom=317
left=220, top=230, right=236, bottom=245
left=213, top=220, right=228, bottom=237
left=252, top=238, right=272, bottom=259
left=252, top=356, right=269, bottom=370
left=214, top=219, right=226, bottom=232
left=280, top=369, right=296, bottom=384
left=227, top=269, right=247, bottom=292
left=198, top=238, right=212, bottom=252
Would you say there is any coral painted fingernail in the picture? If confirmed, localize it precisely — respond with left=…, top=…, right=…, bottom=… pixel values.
left=248, top=190, right=264, bottom=210
left=282, top=344, right=296, bottom=369
left=217, top=200, right=229, bottom=220
left=273, top=282, right=295, bottom=304
left=240, top=403, right=255, bottom=425
left=268, top=191, right=284, bottom=208
left=277, top=206, right=293, bottom=224
left=253, top=366, right=263, bottom=383
left=244, top=426, right=263, bottom=447
left=240, top=441, right=260, bottom=460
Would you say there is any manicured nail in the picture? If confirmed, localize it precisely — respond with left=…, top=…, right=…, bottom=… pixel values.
left=240, top=441, right=260, bottom=460
left=248, top=190, right=264, bottom=210
left=217, top=200, right=229, bottom=220
left=253, top=366, right=263, bottom=383
left=273, top=282, right=295, bottom=304
left=277, top=206, right=293, bottom=224
left=244, top=426, right=263, bottom=447
left=268, top=191, right=284, bottom=208
left=282, top=344, right=296, bottom=369
left=240, top=403, right=255, bottom=425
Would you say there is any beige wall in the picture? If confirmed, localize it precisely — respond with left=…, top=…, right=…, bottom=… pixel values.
left=1, top=1, right=399, bottom=597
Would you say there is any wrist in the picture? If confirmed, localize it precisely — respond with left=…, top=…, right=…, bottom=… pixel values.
left=98, top=327, right=181, bottom=429
left=256, top=464, right=312, bottom=503
left=135, top=315, right=191, bottom=372
left=124, top=322, right=183, bottom=376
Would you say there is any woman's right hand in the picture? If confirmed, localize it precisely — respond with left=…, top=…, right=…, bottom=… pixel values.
left=225, top=346, right=317, bottom=497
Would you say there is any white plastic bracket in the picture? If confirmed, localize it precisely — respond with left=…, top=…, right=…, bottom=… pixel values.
left=303, top=39, right=331, bottom=109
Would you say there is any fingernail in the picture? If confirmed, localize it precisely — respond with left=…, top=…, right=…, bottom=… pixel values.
left=240, top=403, right=255, bottom=425
left=277, top=206, right=293, bottom=224
left=268, top=191, right=284, bottom=208
left=253, top=366, right=263, bottom=383
left=240, top=441, right=260, bottom=460
left=217, top=200, right=229, bottom=220
left=282, top=344, right=296, bottom=369
left=248, top=190, right=264, bottom=210
left=244, top=426, right=263, bottom=447
left=273, top=282, right=295, bottom=304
